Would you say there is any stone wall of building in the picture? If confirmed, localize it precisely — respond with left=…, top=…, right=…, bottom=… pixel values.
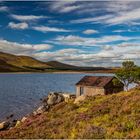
left=76, top=86, right=81, bottom=97
left=76, top=86, right=105, bottom=97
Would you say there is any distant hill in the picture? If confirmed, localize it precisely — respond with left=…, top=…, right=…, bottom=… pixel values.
left=46, top=61, right=79, bottom=70
left=46, top=60, right=108, bottom=71
left=0, top=52, right=111, bottom=72
left=0, top=59, right=25, bottom=72
left=0, top=52, right=51, bottom=72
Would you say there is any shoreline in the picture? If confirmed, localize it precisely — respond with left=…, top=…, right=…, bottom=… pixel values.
left=0, top=70, right=115, bottom=74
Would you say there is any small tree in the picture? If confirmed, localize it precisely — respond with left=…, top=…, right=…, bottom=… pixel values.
left=116, top=60, right=139, bottom=91
left=134, top=67, right=140, bottom=85
left=122, top=60, right=135, bottom=70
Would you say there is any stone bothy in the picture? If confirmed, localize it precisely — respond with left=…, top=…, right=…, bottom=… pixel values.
left=75, top=76, right=124, bottom=97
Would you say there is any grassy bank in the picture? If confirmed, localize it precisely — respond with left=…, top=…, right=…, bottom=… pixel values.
left=0, top=86, right=140, bottom=139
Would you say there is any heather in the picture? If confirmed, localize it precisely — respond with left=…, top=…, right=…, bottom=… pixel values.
left=0, top=86, right=140, bottom=139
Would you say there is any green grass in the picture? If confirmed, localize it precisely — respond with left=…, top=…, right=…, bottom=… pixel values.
left=0, top=86, right=140, bottom=139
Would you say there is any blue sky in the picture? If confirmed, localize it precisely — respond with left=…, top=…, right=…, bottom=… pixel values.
left=0, top=1, right=140, bottom=67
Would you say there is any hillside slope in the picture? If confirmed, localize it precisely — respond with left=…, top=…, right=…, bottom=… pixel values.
left=0, top=87, right=140, bottom=139
left=0, top=52, right=111, bottom=72
left=46, top=60, right=108, bottom=71
left=46, top=61, right=79, bottom=70
left=0, top=52, right=51, bottom=72
left=0, top=60, right=25, bottom=72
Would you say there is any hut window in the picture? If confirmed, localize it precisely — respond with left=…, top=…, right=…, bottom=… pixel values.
left=80, top=87, right=84, bottom=95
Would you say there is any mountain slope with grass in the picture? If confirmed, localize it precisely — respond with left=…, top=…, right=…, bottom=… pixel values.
left=0, top=59, right=26, bottom=72
left=46, top=60, right=110, bottom=71
left=0, top=52, right=112, bottom=72
left=0, top=86, right=140, bottom=139
left=0, top=52, right=52, bottom=72
left=46, top=61, right=79, bottom=70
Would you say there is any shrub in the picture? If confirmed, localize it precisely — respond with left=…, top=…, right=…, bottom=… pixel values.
left=77, top=124, right=106, bottom=139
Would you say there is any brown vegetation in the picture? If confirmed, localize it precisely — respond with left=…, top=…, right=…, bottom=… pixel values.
left=0, top=86, right=140, bottom=139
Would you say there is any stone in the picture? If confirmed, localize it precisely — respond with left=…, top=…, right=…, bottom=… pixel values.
left=33, top=105, right=49, bottom=115
left=33, top=92, right=65, bottom=116
left=9, top=120, right=17, bottom=128
left=47, top=92, right=64, bottom=105
left=64, top=97, right=69, bottom=103
left=74, top=95, right=86, bottom=104
left=15, top=120, right=21, bottom=127
left=21, top=117, right=27, bottom=123
left=55, top=94, right=63, bottom=104
left=0, top=121, right=10, bottom=130
left=47, top=94, right=57, bottom=105
left=42, top=96, right=48, bottom=105
left=62, top=93, right=76, bottom=99
left=62, top=93, right=72, bottom=102
left=62, top=93, right=71, bottom=98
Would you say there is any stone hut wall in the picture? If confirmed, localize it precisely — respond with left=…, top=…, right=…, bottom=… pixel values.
left=76, top=86, right=105, bottom=97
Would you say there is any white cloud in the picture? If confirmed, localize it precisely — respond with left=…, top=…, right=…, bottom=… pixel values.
left=51, top=35, right=132, bottom=47
left=99, top=43, right=140, bottom=63
left=33, top=44, right=52, bottom=51
left=32, top=26, right=71, bottom=33
left=71, top=15, right=113, bottom=24
left=33, top=48, right=86, bottom=63
left=104, top=1, right=136, bottom=14
left=33, top=43, right=140, bottom=67
left=103, top=45, right=113, bottom=51
left=49, top=1, right=137, bottom=16
left=106, top=8, right=140, bottom=25
left=41, top=35, right=140, bottom=66
left=0, top=39, right=53, bottom=56
left=55, top=35, right=85, bottom=45
left=117, top=42, right=140, bottom=48
left=8, top=22, right=28, bottom=30
left=60, top=5, right=80, bottom=13
left=69, top=1, right=140, bottom=25
left=49, top=1, right=80, bottom=13
left=0, top=6, right=9, bottom=12
left=130, top=21, right=140, bottom=26
left=50, top=1, right=76, bottom=10
left=83, top=29, right=99, bottom=35
left=113, top=29, right=127, bottom=33
left=71, top=8, right=140, bottom=25
left=10, top=14, right=47, bottom=21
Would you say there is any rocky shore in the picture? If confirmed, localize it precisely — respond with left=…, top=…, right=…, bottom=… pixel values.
left=0, top=92, right=76, bottom=131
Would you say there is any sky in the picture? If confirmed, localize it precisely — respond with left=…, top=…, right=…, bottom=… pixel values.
left=0, top=0, right=140, bottom=67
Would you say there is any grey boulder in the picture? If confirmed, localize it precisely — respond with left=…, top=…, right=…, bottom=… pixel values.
left=46, top=92, right=64, bottom=106
left=33, top=105, right=49, bottom=115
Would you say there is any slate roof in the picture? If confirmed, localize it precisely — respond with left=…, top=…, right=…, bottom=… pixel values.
left=76, top=76, right=115, bottom=87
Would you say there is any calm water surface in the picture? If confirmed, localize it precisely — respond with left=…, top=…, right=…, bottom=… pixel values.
left=0, top=73, right=113, bottom=121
